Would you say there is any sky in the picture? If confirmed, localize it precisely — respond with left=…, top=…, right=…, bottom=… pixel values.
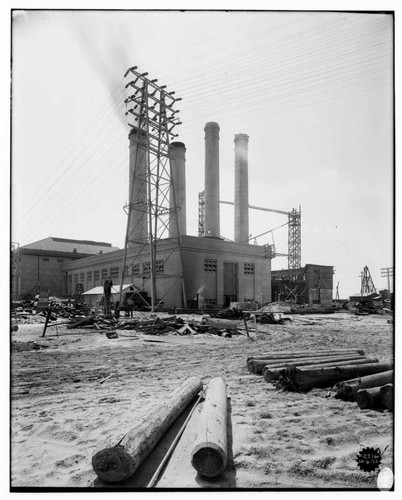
left=9, top=7, right=395, bottom=299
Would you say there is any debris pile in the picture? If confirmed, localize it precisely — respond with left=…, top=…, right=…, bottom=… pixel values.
left=38, top=311, right=250, bottom=339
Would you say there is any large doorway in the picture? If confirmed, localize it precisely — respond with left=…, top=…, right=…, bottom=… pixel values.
left=223, top=262, right=238, bottom=307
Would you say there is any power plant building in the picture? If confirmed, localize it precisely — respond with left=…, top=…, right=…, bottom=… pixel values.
left=61, top=121, right=272, bottom=309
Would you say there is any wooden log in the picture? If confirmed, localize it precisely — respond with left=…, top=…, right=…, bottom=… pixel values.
left=246, top=349, right=364, bottom=364
left=248, top=353, right=366, bottom=375
left=380, top=384, right=394, bottom=410
left=191, top=377, right=227, bottom=478
left=92, top=376, right=203, bottom=483
left=263, top=357, right=379, bottom=383
left=334, top=370, right=394, bottom=399
left=355, top=387, right=383, bottom=409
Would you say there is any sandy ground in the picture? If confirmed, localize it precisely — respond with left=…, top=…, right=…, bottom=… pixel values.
left=10, top=311, right=394, bottom=490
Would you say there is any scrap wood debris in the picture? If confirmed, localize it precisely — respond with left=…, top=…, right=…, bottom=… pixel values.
left=21, top=308, right=253, bottom=339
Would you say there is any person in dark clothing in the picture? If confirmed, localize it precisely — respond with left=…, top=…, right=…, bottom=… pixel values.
left=103, top=278, right=113, bottom=300
left=127, top=297, right=135, bottom=317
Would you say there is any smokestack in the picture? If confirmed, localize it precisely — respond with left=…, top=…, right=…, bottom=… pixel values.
left=234, top=133, right=249, bottom=243
left=204, top=122, right=220, bottom=237
left=169, top=141, right=187, bottom=237
left=128, top=128, right=148, bottom=246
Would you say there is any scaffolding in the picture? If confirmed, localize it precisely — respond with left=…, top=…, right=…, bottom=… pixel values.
left=118, top=67, right=186, bottom=311
left=198, top=190, right=205, bottom=237
left=288, top=207, right=301, bottom=269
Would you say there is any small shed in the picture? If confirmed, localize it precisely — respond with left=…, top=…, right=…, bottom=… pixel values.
left=82, top=284, right=137, bottom=308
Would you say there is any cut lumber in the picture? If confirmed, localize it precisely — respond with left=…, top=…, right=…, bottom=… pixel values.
left=248, top=353, right=366, bottom=375
left=263, top=357, right=379, bottom=383
left=191, top=377, right=227, bottom=478
left=334, top=370, right=394, bottom=399
left=355, top=387, right=383, bottom=409
left=92, top=376, right=203, bottom=483
left=279, top=363, right=393, bottom=392
left=380, top=384, right=394, bottom=410
left=246, top=349, right=364, bottom=363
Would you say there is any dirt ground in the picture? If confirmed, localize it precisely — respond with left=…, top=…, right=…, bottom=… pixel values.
left=10, top=311, right=394, bottom=490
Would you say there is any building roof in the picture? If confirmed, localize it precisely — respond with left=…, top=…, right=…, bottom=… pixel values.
left=83, top=284, right=135, bottom=295
left=21, top=237, right=119, bottom=255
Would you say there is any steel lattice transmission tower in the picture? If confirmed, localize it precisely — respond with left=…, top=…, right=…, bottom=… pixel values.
left=118, top=67, right=186, bottom=311
left=360, top=265, right=377, bottom=295
left=288, top=207, right=301, bottom=269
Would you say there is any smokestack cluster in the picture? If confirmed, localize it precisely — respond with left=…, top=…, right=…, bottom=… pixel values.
left=128, top=121, right=250, bottom=245
left=203, top=122, right=249, bottom=242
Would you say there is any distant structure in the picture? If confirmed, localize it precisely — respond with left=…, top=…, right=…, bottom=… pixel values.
left=10, top=237, right=119, bottom=299
left=271, top=264, right=334, bottom=305
left=360, top=265, right=377, bottom=295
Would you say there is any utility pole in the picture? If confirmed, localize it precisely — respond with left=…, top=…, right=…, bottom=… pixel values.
left=118, top=67, right=186, bottom=312
left=381, top=267, right=394, bottom=292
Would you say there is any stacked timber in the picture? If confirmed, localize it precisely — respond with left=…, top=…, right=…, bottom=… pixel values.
left=263, top=356, right=379, bottom=383
left=247, top=349, right=393, bottom=394
left=275, top=362, right=392, bottom=392
left=334, top=370, right=394, bottom=399
left=247, top=349, right=365, bottom=375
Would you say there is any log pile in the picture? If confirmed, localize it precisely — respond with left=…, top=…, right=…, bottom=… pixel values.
left=247, top=349, right=365, bottom=375
left=247, top=349, right=393, bottom=396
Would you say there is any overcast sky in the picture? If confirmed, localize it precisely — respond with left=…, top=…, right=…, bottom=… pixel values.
left=10, top=8, right=394, bottom=298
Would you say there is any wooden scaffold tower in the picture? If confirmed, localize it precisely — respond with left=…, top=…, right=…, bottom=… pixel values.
left=118, top=67, right=186, bottom=312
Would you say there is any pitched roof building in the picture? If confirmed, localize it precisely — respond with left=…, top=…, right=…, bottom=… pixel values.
left=11, top=237, right=120, bottom=299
